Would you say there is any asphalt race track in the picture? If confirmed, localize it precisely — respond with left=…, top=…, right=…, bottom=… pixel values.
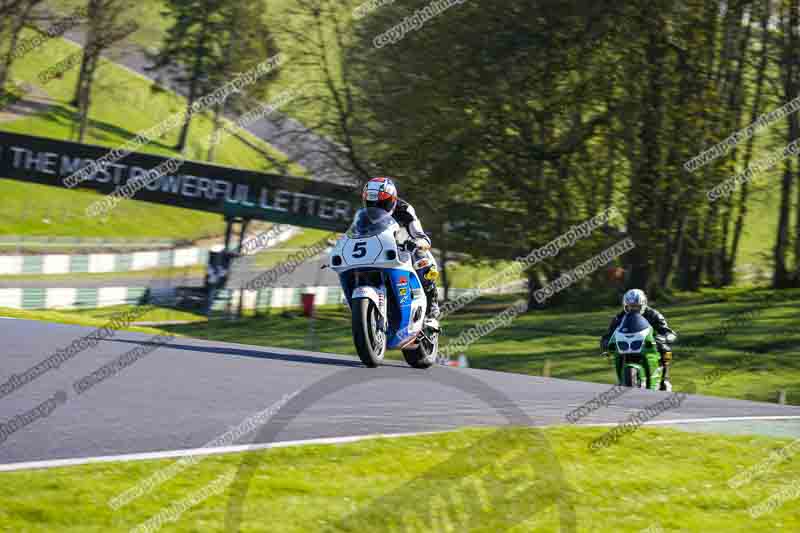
left=2, top=318, right=800, bottom=467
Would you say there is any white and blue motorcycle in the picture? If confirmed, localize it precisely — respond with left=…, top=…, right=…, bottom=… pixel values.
left=328, top=208, right=440, bottom=368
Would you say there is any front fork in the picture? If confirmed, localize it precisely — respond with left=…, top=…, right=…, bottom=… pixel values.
left=615, top=354, right=653, bottom=388
left=351, top=285, right=387, bottom=333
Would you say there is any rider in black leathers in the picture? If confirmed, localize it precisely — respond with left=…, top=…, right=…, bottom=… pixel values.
left=600, top=289, right=677, bottom=388
left=362, top=177, right=440, bottom=320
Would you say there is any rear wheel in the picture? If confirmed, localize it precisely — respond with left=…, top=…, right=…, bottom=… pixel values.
left=402, top=330, right=438, bottom=369
left=352, top=298, right=386, bottom=367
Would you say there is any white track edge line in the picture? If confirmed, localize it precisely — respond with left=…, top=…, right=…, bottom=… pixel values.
left=646, top=415, right=800, bottom=425
left=582, top=415, right=800, bottom=428
left=0, top=430, right=449, bottom=472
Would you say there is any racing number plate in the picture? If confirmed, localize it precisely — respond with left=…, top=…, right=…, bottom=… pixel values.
left=343, top=236, right=383, bottom=265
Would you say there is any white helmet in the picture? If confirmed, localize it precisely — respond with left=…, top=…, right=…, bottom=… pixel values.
left=622, top=289, right=647, bottom=314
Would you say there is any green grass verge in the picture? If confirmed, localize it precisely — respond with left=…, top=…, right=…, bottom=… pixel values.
left=444, top=258, right=523, bottom=289
left=0, top=180, right=223, bottom=240
left=0, top=306, right=181, bottom=334
left=1, top=426, right=798, bottom=532
left=251, top=228, right=334, bottom=268
left=60, top=303, right=205, bottom=324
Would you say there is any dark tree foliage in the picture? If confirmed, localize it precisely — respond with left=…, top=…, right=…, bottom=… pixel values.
left=286, top=0, right=796, bottom=300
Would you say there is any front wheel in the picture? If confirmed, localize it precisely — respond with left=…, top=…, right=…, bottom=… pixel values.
left=624, top=366, right=642, bottom=388
left=352, top=298, right=386, bottom=367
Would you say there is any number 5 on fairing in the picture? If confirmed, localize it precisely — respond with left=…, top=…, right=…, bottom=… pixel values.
left=352, top=242, right=367, bottom=258
left=341, top=236, right=382, bottom=265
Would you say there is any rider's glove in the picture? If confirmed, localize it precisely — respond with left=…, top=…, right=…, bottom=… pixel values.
left=413, top=238, right=431, bottom=251
left=406, top=239, right=429, bottom=252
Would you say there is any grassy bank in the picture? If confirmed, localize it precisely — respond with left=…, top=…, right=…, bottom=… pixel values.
left=1, top=426, right=798, bottom=532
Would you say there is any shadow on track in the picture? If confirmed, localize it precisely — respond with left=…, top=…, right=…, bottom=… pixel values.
left=100, top=338, right=375, bottom=368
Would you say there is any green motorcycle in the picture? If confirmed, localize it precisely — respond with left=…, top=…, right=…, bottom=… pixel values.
left=606, top=312, right=675, bottom=391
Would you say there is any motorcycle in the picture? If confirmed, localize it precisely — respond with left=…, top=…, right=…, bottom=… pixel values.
left=328, top=207, right=440, bottom=368
left=606, top=312, right=676, bottom=391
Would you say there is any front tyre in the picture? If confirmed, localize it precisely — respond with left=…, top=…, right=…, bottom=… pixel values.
left=624, top=366, right=642, bottom=388
left=352, top=298, right=386, bottom=368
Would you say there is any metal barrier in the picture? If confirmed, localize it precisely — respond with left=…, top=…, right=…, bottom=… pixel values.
left=0, top=235, right=179, bottom=251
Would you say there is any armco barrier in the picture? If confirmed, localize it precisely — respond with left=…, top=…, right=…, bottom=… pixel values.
left=0, top=226, right=299, bottom=276
left=0, top=287, right=147, bottom=309
left=0, top=248, right=209, bottom=275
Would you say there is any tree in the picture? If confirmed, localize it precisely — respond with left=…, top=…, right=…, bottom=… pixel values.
left=724, top=0, right=771, bottom=286
left=204, top=1, right=280, bottom=162
left=259, top=0, right=796, bottom=298
left=0, top=0, right=43, bottom=91
left=774, top=0, right=799, bottom=288
left=149, top=0, right=230, bottom=152
left=71, top=0, right=137, bottom=142
left=0, top=0, right=26, bottom=16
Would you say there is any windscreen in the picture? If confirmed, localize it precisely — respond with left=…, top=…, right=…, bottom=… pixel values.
left=346, top=208, right=396, bottom=238
left=618, top=312, right=650, bottom=334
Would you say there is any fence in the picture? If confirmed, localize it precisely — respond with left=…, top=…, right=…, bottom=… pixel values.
left=0, top=247, right=209, bottom=275
left=0, top=286, right=148, bottom=309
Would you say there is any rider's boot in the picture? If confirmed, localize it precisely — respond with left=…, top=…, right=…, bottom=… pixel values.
left=414, top=254, right=440, bottom=326
left=425, top=284, right=440, bottom=321
left=660, top=354, right=673, bottom=391
left=420, top=280, right=441, bottom=333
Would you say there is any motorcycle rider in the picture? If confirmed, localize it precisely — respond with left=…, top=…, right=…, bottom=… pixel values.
left=361, top=177, right=440, bottom=321
left=600, top=289, right=677, bottom=390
